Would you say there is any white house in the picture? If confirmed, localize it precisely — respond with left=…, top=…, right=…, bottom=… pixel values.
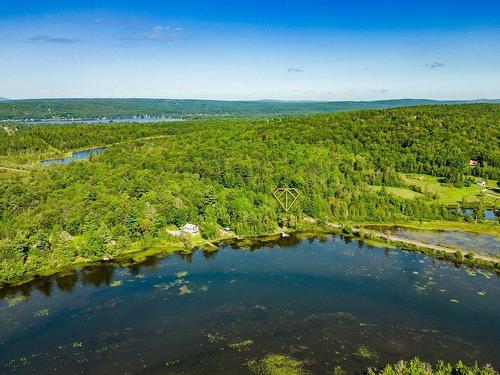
left=476, top=180, right=486, bottom=186
left=181, top=223, right=200, bottom=235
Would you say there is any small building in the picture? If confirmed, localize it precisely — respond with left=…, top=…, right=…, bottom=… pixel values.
left=181, top=223, right=200, bottom=235
left=469, top=159, right=479, bottom=168
left=476, top=180, right=486, bottom=186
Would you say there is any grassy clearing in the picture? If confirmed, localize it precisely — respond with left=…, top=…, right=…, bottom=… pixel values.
left=369, top=185, right=422, bottom=199
left=402, top=174, right=499, bottom=205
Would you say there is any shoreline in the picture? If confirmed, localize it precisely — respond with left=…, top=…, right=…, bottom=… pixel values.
left=1, top=222, right=499, bottom=289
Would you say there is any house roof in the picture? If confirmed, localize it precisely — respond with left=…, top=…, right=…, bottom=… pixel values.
left=181, top=223, right=198, bottom=230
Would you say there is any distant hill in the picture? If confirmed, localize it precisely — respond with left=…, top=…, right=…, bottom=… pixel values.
left=0, top=98, right=498, bottom=121
left=0, top=97, right=9, bottom=101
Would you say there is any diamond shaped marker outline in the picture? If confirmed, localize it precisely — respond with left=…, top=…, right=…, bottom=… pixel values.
left=273, top=188, right=300, bottom=212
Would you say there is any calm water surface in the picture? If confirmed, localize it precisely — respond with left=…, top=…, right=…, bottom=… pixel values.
left=0, top=235, right=499, bottom=374
left=41, top=147, right=107, bottom=166
left=387, top=228, right=500, bottom=257
left=21, top=117, right=184, bottom=125
left=463, top=209, right=499, bottom=221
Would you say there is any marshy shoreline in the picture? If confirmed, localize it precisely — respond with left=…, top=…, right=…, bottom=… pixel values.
left=1, top=221, right=499, bottom=290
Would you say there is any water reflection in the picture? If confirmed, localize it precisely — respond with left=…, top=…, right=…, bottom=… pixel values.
left=463, top=208, right=499, bottom=221
left=384, top=227, right=500, bottom=257
left=41, top=147, right=107, bottom=166
left=2, top=233, right=495, bottom=301
left=1, top=234, right=499, bottom=374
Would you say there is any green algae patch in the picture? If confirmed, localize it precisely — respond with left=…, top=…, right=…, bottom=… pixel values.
left=247, top=354, right=308, bottom=375
left=110, top=280, right=122, bottom=287
left=362, top=238, right=398, bottom=249
left=205, top=331, right=225, bottom=344
left=33, top=309, right=49, bottom=318
left=355, top=345, right=379, bottom=361
left=6, top=295, right=29, bottom=307
left=229, top=339, right=254, bottom=351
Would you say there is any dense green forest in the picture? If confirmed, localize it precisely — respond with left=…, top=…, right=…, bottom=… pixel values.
left=0, top=104, right=499, bottom=281
left=0, top=98, right=497, bottom=121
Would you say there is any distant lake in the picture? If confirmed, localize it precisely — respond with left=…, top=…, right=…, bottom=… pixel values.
left=20, top=117, right=184, bottom=125
left=41, top=147, right=107, bottom=166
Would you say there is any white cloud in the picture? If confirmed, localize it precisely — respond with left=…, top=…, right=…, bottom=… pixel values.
left=426, top=62, right=445, bottom=69
left=116, top=25, right=185, bottom=42
left=29, top=35, right=80, bottom=44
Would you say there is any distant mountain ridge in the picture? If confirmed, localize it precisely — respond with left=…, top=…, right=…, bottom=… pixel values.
left=0, top=97, right=9, bottom=101
left=0, top=98, right=498, bottom=121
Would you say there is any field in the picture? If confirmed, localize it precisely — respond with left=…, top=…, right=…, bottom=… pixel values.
left=368, top=175, right=499, bottom=208
left=402, top=174, right=500, bottom=206
left=368, top=185, right=422, bottom=199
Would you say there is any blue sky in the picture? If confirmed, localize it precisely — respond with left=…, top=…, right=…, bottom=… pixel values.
left=1, top=0, right=499, bottom=100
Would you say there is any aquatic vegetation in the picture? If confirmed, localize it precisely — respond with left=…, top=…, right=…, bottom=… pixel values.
left=72, top=341, right=83, bottom=348
left=333, top=366, right=348, bottom=375
left=205, top=332, right=225, bottom=344
left=477, top=291, right=486, bottom=296
left=334, top=311, right=356, bottom=320
left=154, top=278, right=185, bottom=291
left=178, top=285, right=192, bottom=295
left=466, top=270, right=477, bottom=276
left=355, top=345, right=379, bottom=361
left=200, top=285, right=208, bottom=292
left=33, top=309, right=49, bottom=318
left=367, top=357, right=496, bottom=375
left=229, top=339, right=254, bottom=351
left=1, top=236, right=499, bottom=373
left=6, top=294, right=29, bottom=307
left=450, top=299, right=460, bottom=303
left=165, top=359, right=180, bottom=367
left=247, top=354, right=308, bottom=375
left=110, top=280, right=122, bottom=287
left=176, top=271, right=188, bottom=278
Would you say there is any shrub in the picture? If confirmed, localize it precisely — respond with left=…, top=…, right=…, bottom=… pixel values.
left=465, top=252, right=475, bottom=260
left=342, top=226, right=353, bottom=235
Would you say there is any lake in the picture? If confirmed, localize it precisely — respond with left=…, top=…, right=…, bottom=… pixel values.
left=0, top=235, right=499, bottom=374
left=41, top=147, right=107, bottom=166
left=386, top=227, right=500, bottom=257
left=19, top=117, right=185, bottom=125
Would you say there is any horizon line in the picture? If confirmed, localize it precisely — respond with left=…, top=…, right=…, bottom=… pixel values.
left=2, top=97, right=499, bottom=103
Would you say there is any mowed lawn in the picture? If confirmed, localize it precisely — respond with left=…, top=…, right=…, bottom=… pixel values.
left=370, top=174, right=500, bottom=206
left=403, top=174, right=499, bottom=205
left=368, top=185, right=422, bottom=199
